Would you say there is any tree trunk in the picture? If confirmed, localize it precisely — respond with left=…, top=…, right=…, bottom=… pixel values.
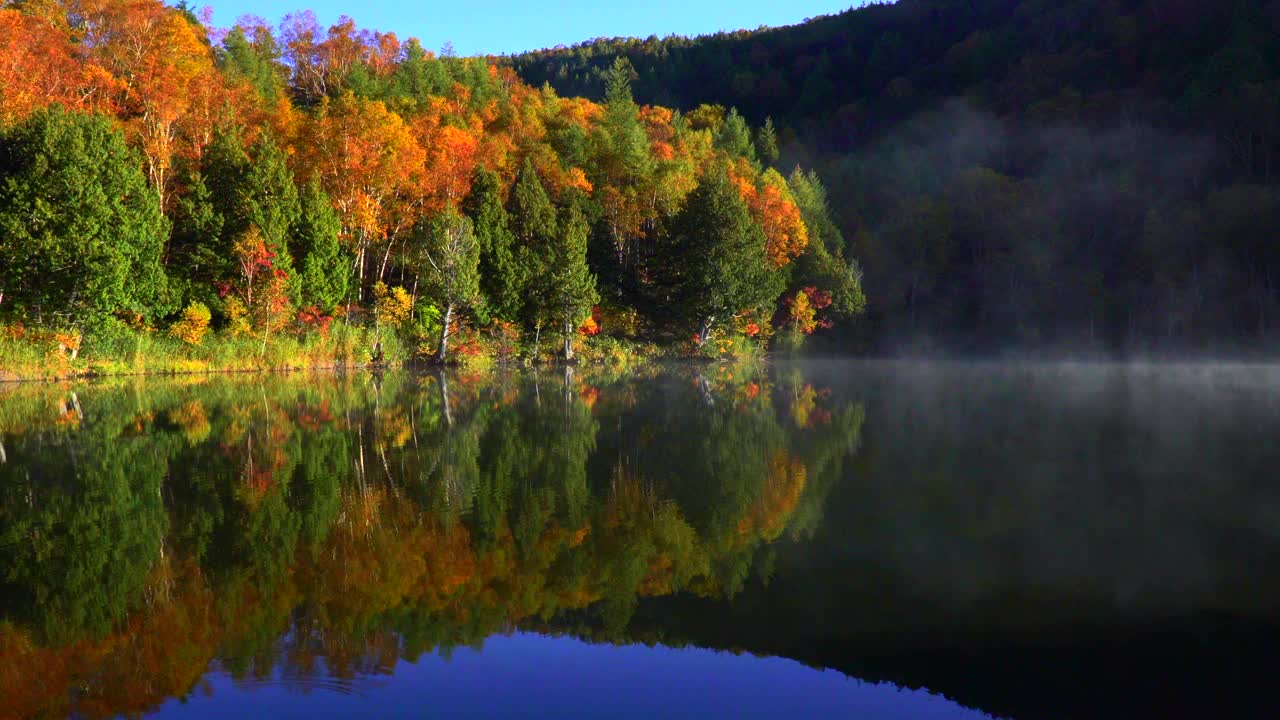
left=378, top=239, right=396, bottom=282
left=357, top=244, right=367, bottom=302
left=696, top=316, right=715, bottom=348
left=563, top=319, right=574, bottom=361
left=438, top=370, right=452, bottom=427
left=562, top=364, right=574, bottom=408
left=438, top=303, right=453, bottom=363
left=697, top=374, right=715, bottom=406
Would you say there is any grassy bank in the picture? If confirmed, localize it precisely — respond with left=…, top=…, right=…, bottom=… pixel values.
left=0, top=321, right=779, bottom=382
left=0, top=322, right=390, bottom=381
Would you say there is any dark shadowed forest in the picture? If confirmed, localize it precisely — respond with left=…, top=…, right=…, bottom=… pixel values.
left=513, top=0, right=1280, bottom=354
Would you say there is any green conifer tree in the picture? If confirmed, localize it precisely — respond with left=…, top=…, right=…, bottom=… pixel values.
left=666, top=168, right=782, bottom=346
left=463, top=167, right=523, bottom=320
left=295, top=180, right=350, bottom=313
left=0, top=108, right=170, bottom=327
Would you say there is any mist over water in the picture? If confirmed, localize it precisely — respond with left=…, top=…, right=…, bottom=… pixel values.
left=2, top=359, right=1279, bottom=718
left=809, top=97, right=1280, bottom=357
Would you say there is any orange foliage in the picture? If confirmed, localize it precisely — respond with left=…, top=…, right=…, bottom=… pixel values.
left=419, top=123, right=479, bottom=210
left=299, top=93, right=425, bottom=247
left=731, top=166, right=809, bottom=267
left=75, top=0, right=226, bottom=207
left=0, top=559, right=219, bottom=720
left=0, top=8, right=112, bottom=124
left=736, top=451, right=808, bottom=542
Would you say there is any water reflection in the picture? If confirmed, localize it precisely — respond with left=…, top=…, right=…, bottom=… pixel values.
left=0, top=364, right=868, bottom=718
left=4, top=361, right=1280, bottom=719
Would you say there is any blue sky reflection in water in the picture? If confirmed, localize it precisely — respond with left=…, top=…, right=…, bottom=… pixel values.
left=4, top=362, right=1280, bottom=718
left=155, top=632, right=989, bottom=719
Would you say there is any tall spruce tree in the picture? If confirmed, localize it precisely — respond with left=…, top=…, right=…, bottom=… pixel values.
left=463, top=167, right=523, bottom=321
left=238, top=132, right=301, bottom=301
left=716, top=108, right=756, bottom=163
left=172, top=128, right=309, bottom=312
left=508, top=160, right=558, bottom=345
left=0, top=108, right=170, bottom=327
left=756, top=117, right=779, bottom=167
left=546, top=203, right=599, bottom=360
left=170, top=167, right=226, bottom=308
left=294, top=180, right=349, bottom=313
left=666, top=168, right=782, bottom=346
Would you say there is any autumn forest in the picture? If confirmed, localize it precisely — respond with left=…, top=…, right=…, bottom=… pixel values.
left=0, top=0, right=865, bottom=378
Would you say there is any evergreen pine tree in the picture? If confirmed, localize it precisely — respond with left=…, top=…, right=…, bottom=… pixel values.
left=295, top=180, right=349, bottom=313
left=666, top=167, right=782, bottom=346
left=546, top=202, right=599, bottom=360
left=0, top=108, right=171, bottom=327
left=716, top=108, right=756, bottom=162
left=508, top=160, right=559, bottom=344
left=756, top=116, right=779, bottom=167
left=463, top=167, right=523, bottom=320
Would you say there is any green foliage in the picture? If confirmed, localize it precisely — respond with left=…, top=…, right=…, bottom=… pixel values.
left=716, top=108, right=755, bottom=162
left=756, top=117, right=779, bottom=167
left=0, top=420, right=168, bottom=642
left=464, top=167, right=523, bottom=321
left=0, top=108, right=170, bottom=327
left=238, top=133, right=301, bottom=301
left=170, top=128, right=303, bottom=311
left=787, top=168, right=843, bottom=254
left=218, top=23, right=287, bottom=102
left=665, top=168, right=783, bottom=342
left=170, top=169, right=226, bottom=309
left=598, top=58, right=653, bottom=177
left=543, top=203, right=599, bottom=359
left=509, top=159, right=559, bottom=251
left=788, top=169, right=865, bottom=318
left=388, top=39, right=453, bottom=110
left=295, top=180, right=349, bottom=313
left=508, top=160, right=558, bottom=328
left=415, top=207, right=481, bottom=361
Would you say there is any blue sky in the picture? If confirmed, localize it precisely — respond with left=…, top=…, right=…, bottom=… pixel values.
left=201, top=1, right=862, bottom=57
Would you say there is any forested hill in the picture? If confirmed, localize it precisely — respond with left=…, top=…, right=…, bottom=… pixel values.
left=0, top=0, right=866, bottom=377
left=512, top=1, right=1280, bottom=355
left=509, top=0, right=1269, bottom=157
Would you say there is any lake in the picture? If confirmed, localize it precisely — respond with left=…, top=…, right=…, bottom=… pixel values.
left=1, top=360, right=1279, bottom=719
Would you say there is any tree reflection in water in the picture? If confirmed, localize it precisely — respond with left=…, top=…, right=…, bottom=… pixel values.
left=0, top=364, right=862, bottom=718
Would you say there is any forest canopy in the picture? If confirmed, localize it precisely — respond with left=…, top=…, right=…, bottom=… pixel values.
left=0, top=0, right=863, bottom=373
left=512, top=0, right=1280, bottom=354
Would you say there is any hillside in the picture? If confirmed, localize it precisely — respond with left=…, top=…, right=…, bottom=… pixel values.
left=513, top=0, right=1280, bottom=353
left=0, top=1, right=862, bottom=376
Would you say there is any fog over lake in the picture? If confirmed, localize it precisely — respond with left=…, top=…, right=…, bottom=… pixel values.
left=1, top=360, right=1277, bottom=719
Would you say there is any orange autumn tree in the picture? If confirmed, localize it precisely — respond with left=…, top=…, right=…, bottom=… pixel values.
left=731, top=165, right=809, bottom=268
left=419, top=123, right=480, bottom=211
left=71, top=0, right=226, bottom=208
left=297, top=92, right=425, bottom=298
left=0, top=7, right=114, bottom=124
left=640, top=105, right=700, bottom=217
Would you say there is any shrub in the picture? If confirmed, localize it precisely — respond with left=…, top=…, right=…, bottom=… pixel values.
left=170, top=302, right=212, bottom=345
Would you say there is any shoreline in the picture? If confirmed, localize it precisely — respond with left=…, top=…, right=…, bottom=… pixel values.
left=0, top=355, right=733, bottom=385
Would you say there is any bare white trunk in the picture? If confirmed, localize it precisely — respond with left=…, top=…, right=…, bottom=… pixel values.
left=696, top=316, right=715, bottom=348
left=438, top=303, right=454, bottom=362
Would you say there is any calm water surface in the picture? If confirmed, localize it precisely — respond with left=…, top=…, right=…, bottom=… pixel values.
left=1, top=361, right=1279, bottom=719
